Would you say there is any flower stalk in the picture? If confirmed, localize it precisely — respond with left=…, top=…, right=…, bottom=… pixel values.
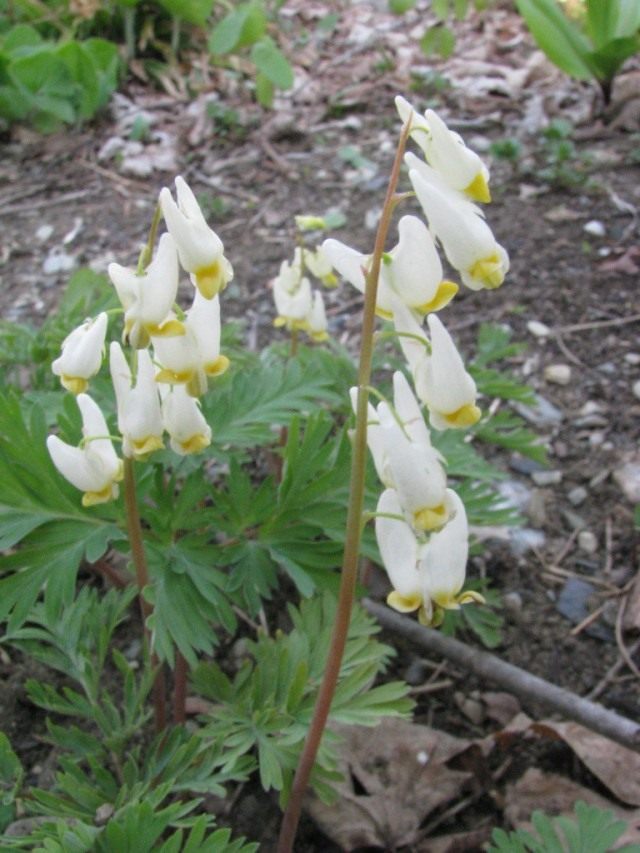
left=277, top=119, right=412, bottom=853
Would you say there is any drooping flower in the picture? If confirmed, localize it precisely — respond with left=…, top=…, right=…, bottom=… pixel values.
left=302, top=246, right=338, bottom=287
left=377, top=402, right=449, bottom=531
left=410, top=168, right=509, bottom=291
left=109, top=343, right=164, bottom=460
left=396, top=96, right=491, bottom=203
left=159, top=176, right=233, bottom=299
left=272, top=258, right=313, bottom=333
left=418, top=489, right=484, bottom=626
left=375, top=488, right=423, bottom=613
left=420, top=314, right=481, bottom=430
left=322, top=215, right=458, bottom=318
left=153, top=291, right=229, bottom=398
left=108, top=232, right=183, bottom=349
left=46, top=394, right=123, bottom=506
left=307, top=291, right=329, bottom=342
left=160, top=384, right=212, bottom=455
left=51, top=312, right=108, bottom=394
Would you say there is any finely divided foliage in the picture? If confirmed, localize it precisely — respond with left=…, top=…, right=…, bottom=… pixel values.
left=0, top=100, right=545, bottom=849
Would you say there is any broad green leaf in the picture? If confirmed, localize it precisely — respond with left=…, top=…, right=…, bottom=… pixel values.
left=209, top=2, right=266, bottom=54
left=516, top=0, right=595, bottom=79
left=590, top=35, right=640, bottom=82
left=158, top=0, right=214, bottom=27
left=389, top=0, right=416, bottom=12
left=255, top=70, right=274, bottom=107
left=56, top=41, right=100, bottom=119
left=586, top=0, right=640, bottom=46
left=250, top=37, right=294, bottom=89
left=420, top=24, right=456, bottom=58
left=1, top=24, right=43, bottom=55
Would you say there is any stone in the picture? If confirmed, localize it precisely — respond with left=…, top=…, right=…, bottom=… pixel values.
left=42, top=248, right=76, bottom=275
left=578, top=530, right=598, bottom=554
left=35, top=224, right=54, bottom=242
left=583, top=219, right=606, bottom=237
left=544, top=363, right=571, bottom=385
left=514, top=394, right=563, bottom=428
left=503, top=591, right=523, bottom=613
left=633, top=380, right=640, bottom=401
left=527, top=489, right=547, bottom=527
left=527, top=320, right=551, bottom=338
left=509, top=454, right=545, bottom=475
left=625, top=352, right=640, bottom=365
left=562, top=509, right=587, bottom=530
left=404, top=658, right=430, bottom=686
left=509, top=527, right=546, bottom=556
left=613, top=456, right=640, bottom=503
left=531, top=470, right=562, bottom=486
left=568, top=486, right=588, bottom=506
left=497, top=479, right=533, bottom=512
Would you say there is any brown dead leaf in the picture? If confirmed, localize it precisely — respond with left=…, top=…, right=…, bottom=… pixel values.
left=481, top=692, right=522, bottom=726
left=599, top=247, right=640, bottom=275
left=497, top=714, right=640, bottom=806
left=504, top=768, right=640, bottom=846
left=305, top=718, right=484, bottom=851
left=415, top=827, right=494, bottom=852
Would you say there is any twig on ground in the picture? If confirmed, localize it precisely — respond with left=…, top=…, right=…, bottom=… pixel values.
left=615, top=595, right=640, bottom=680
left=569, top=603, right=607, bottom=636
left=409, top=679, right=454, bottom=696
left=553, top=313, right=640, bottom=334
left=603, top=516, right=613, bottom=577
left=587, top=638, right=640, bottom=700
left=363, top=598, right=640, bottom=752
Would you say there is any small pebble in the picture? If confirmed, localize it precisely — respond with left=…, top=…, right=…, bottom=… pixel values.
left=544, top=363, right=571, bottom=385
left=632, top=380, right=640, bottom=401
left=583, top=219, right=606, bottom=237
left=568, top=486, right=588, bottom=506
left=625, top=353, right=640, bottom=365
left=589, top=431, right=605, bottom=447
left=531, top=470, right=563, bottom=486
left=503, top=591, right=523, bottom=613
left=578, top=530, right=598, bottom=554
left=35, top=224, right=54, bottom=242
left=562, top=509, right=587, bottom=530
left=404, top=658, right=429, bottom=686
left=527, top=320, right=551, bottom=338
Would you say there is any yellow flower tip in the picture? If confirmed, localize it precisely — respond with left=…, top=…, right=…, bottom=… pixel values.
left=131, top=435, right=164, bottom=459
left=82, top=483, right=117, bottom=507
left=186, top=373, right=208, bottom=398
left=155, top=367, right=194, bottom=385
left=418, top=603, right=444, bottom=628
left=321, top=273, right=339, bottom=288
left=468, top=254, right=504, bottom=289
left=180, top=433, right=211, bottom=454
left=273, top=317, right=287, bottom=328
left=387, top=590, right=422, bottom=613
left=413, top=503, right=448, bottom=532
left=147, top=319, right=186, bottom=338
left=415, top=280, right=459, bottom=315
left=464, top=172, right=491, bottom=204
left=443, top=403, right=482, bottom=429
left=375, top=306, right=394, bottom=320
left=458, top=590, right=486, bottom=606
left=309, top=330, right=329, bottom=343
left=204, top=355, right=230, bottom=377
left=195, top=260, right=225, bottom=300
left=60, top=376, right=89, bottom=395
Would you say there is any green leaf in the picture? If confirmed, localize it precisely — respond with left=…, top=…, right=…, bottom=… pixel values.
left=389, top=0, right=416, bottom=12
left=255, top=70, right=274, bottom=107
left=251, top=37, right=294, bottom=89
left=419, top=24, right=456, bottom=58
left=0, top=732, right=23, bottom=808
left=8, top=49, right=77, bottom=127
left=56, top=41, right=100, bottom=119
left=208, top=2, right=266, bottom=54
left=158, top=0, right=214, bottom=26
left=515, top=0, right=595, bottom=80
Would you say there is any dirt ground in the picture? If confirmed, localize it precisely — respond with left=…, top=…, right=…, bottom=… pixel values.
left=1, top=0, right=640, bottom=849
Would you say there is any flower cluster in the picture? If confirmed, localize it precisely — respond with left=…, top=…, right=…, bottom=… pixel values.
left=325, top=98, right=508, bottom=626
left=272, top=246, right=332, bottom=343
left=47, top=177, right=231, bottom=506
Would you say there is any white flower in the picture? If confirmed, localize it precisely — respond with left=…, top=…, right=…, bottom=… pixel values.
left=161, top=384, right=212, bottom=455
left=396, top=96, right=491, bottom=203
left=375, top=489, right=423, bottom=613
left=410, top=169, right=509, bottom=291
left=377, top=402, right=449, bottom=531
left=302, top=247, right=338, bottom=287
left=419, top=489, right=484, bottom=626
left=108, top=232, right=183, bottom=349
left=307, top=291, right=329, bottom=342
left=47, top=394, right=123, bottom=506
left=153, top=291, right=229, bottom=398
left=349, top=388, right=391, bottom=487
left=421, top=314, right=480, bottom=430
left=110, top=343, right=164, bottom=459
left=391, top=371, right=431, bottom=449
left=272, top=259, right=313, bottom=332
left=51, top=312, right=108, bottom=394
left=321, top=216, right=458, bottom=318
left=159, top=176, right=233, bottom=299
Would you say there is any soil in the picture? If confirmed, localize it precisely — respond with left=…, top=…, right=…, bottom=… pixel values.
left=1, top=1, right=640, bottom=850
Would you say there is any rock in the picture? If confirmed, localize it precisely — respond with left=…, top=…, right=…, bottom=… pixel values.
left=544, top=364, right=571, bottom=385
left=527, top=320, right=551, bottom=338
left=589, top=431, right=605, bottom=448
left=514, top=394, right=563, bottom=428
left=503, top=591, right=523, bottom=613
left=632, top=380, right=640, bottom=401
left=577, top=530, right=598, bottom=554
left=509, top=527, right=545, bottom=556
left=497, top=479, right=533, bottom=512
left=568, top=486, right=588, bottom=506
left=625, top=352, right=640, bottom=365
left=42, top=248, right=76, bottom=275
left=404, top=658, right=430, bottom=686
left=613, top=455, right=640, bottom=503
left=531, top=470, right=563, bottom=486
left=35, top=223, right=54, bottom=242
left=562, top=509, right=587, bottom=530
left=509, top=454, right=545, bottom=475
left=556, top=578, right=612, bottom=641
left=583, top=219, right=606, bottom=237
left=527, top=489, right=547, bottom=526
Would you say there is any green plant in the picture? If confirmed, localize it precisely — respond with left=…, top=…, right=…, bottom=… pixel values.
left=489, top=800, right=640, bottom=852
left=536, top=119, right=593, bottom=188
left=515, top=0, right=640, bottom=105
